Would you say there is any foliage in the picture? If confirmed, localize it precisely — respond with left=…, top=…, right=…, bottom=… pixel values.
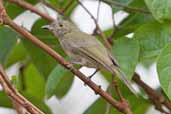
left=1, top=0, right=171, bottom=114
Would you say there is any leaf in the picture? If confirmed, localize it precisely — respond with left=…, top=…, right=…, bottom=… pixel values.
left=112, top=37, right=139, bottom=80
left=22, top=64, right=46, bottom=100
left=128, top=0, right=147, bottom=8
left=0, top=26, right=18, bottom=65
left=157, top=43, right=171, bottom=99
left=134, top=21, right=171, bottom=62
left=5, top=42, right=28, bottom=68
left=113, top=13, right=153, bottom=38
left=145, top=0, right=171, bottom=22
left=46, top=65, right=74, bottom=98
left=0, top=91, right=12, bottom=108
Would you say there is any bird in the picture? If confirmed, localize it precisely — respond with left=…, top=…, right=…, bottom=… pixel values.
left=42, top=19, right=136, bottom=95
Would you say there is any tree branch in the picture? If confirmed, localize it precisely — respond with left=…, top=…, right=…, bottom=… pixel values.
left=133, top=73, right=171, bottom=113
left=0, top=1, right=132, bottom=114
left=12, top=101, right=29, bottom=114
left=0, top=65, right=44, bottom=114
left=7, top=0, right=54, bottom=22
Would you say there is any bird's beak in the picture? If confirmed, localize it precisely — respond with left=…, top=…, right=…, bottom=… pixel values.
left=41, top=25, right=50, bottom=30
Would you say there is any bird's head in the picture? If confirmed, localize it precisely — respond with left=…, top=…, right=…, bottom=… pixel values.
left=42, top=19, right=78, bottom=37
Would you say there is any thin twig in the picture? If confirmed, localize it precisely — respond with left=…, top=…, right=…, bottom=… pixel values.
left=110, top=11, right=117, bottom=40
left=0, top=65, right=44, bottom=114
left=113, top=79, right=124, bottom=101
left=77, top=0, right=112, bottom=49
left=105, top=84, right=112, bottom=114
left=102, top=0, right=150, bottom=14
left=0, top=3, right=132, bottom=113
left=96, top=0, right=101, bottom=26
left=133, top=73, right=171, bottom=113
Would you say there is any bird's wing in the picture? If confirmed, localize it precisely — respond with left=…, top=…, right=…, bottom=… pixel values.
left=67, top=31, right=117, bottom=69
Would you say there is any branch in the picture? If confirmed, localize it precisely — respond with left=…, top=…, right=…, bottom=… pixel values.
left=133, top=73, right=171, bottom=113
left=0, top=2, right=132, bottom=114
left=0, top=65, right=44, bottom=114
left=77, top=0, right=112, bottom=49
left=102, top=0, right=150, bottom=14
left=7, top=0, right=54, bottom=22
left=12, top=101, right=29, bottom=114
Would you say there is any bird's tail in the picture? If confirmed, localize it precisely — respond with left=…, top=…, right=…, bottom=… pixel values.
left=110, top=66, right=137, bottom=95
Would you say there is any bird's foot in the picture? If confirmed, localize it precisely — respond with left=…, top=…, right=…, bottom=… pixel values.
left=84, top=69, right=99, bottom=86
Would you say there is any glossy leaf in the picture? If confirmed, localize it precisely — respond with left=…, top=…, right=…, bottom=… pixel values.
left=112, top=37, right=139, bottom=80
left=0, top=26, right=18, bottom=65
left=134, top=21, right=171, bottom=62
left=145, top=0, right=171, bottom=22
left=46, top=65, right=74, bottom=98
left=157, top=43, right=171, bottom=99
left=0, top=91, right=12, bottom=108
left=5, top=42, right=28, bottom=68
left=23, top=64, right=46, bottom=100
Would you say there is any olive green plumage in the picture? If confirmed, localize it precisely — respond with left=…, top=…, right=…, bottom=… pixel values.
left=43, top=20, right=136, bottom=95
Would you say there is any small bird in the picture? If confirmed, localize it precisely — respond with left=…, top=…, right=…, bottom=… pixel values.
left=42, top=20, right=136, bottom=94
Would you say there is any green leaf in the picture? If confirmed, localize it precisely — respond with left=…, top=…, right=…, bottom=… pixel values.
left=5, top=42, right=28, bottom=68
left=46, top=65, right=74, bottom=98
left=128, top=0, right=147, bottom=8
left=0, top=26, right=18, bottom=65
left=112, top=37, right=139, bottom=80
left=5, top=2, right=24, bottom=19
left=145, top=0, right=171, bottom=22
left=22, top=64, right=46, bottom=100
left=103, top=0, right=130, bottom=13
left=0, top=91, right=12, bottom=108
left=157, top=43, right=171, bottom=99
left=112, top=13, right=153, bottom=38
left=134, top=21, right=171, bottom=62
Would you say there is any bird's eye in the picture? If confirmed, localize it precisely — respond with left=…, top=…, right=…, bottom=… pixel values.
left=59, top=24, right=63, bottom=27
